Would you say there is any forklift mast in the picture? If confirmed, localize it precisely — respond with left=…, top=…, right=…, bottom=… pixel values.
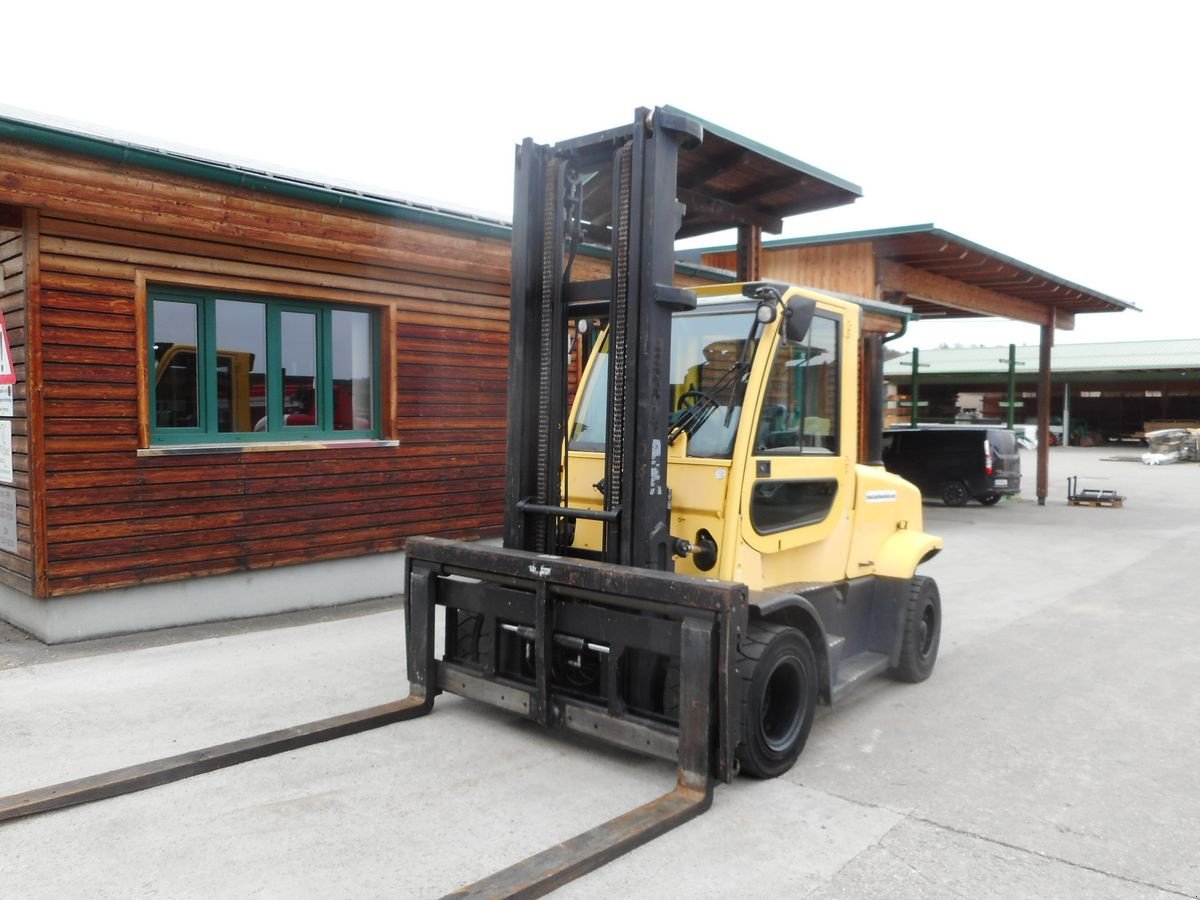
left=504, top=107, right=703, bottom=571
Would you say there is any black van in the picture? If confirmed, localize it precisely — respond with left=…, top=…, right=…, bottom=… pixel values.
left=882, top=426, right=1021, bottom=507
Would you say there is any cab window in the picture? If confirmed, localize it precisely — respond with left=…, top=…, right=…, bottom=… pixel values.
left=755, top=315, right=840, bottom=455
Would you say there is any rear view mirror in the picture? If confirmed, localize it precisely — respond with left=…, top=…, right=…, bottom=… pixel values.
left=785, top=296, right=816, bottom=343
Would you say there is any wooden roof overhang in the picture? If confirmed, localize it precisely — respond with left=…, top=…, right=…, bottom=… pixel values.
left=666, top=106, right=862, bottom=238
left=556, top=106, right=862, bottom=244
left=765, top=224, right=1137, bottom=331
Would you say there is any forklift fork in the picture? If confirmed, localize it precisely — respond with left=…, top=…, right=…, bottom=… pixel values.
left=0, top=539, right=741, bottom=897
left=405, top=535, right=746, bottom=897
left=445, top=616, right=716, bottom=899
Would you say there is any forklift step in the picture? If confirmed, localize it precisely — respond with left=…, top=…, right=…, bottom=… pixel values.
left=826, top=633, right=846, bottom=669
left=830, top=651, right=890, bottom=705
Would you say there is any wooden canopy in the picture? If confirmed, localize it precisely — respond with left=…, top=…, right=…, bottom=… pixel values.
left=763, top=224, right=1137, bottom=331
left=559, top=106, right=863, bottom=244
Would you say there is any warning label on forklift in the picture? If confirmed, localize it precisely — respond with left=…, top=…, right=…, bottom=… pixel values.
left=865, top=490, right=897, bottom=503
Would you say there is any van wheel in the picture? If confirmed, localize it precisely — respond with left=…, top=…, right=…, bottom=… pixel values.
left=890, top=576, right=940, bottom=683
left=736, top=622, right=817, bottom=779
left=978, top=494, right=1002, bottom=506
left=940, top=481, right=970, bottom=507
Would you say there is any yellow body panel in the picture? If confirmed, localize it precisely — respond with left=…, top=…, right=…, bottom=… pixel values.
left=564, top=283, right=940, bottom=592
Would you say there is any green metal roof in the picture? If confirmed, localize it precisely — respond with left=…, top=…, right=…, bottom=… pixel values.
left=0, top=108, right=516, bottom=241
left=884, top=339, right=1200, bottom=378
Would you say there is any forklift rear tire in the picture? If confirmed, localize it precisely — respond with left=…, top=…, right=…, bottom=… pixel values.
left=940, top=481, right=970, bottom=507
left=890, top=576, right=940, bottom=683
left=736, top=622, right=817, bottom=779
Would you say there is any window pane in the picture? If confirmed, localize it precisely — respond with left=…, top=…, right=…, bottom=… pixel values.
left=280, top=311, right=318, bottom=427
left=756, top=316, right=839, bottom=454
left=803, top=318, right=839, bottom=452
left=331, top=310, right=373, bottom=430
left=214, top=299, right=266, bottom=433
left=750, top=479, right=838, bottom=533
left=568, top=309, right=757, bottom=459
left=153, top=300, right=199, bottom=428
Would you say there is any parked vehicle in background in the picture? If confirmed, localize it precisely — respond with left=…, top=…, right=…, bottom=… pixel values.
left=883, top=425, right=1021, bottom=506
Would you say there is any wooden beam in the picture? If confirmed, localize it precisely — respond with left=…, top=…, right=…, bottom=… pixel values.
left=24, top=210, right=49, bottom=599
left=676, top=188, right=782, bottom=235
left=1037, top=324, right=1053, bottom=506
left=862, top=311, right=906, bottom=335
left=735, top=225, right=761, bottom=281
left=879, top=259, right=1075, bottom=330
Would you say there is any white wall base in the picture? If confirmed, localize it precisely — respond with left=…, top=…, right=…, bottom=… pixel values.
left=0, top=551, right=407, bottom=644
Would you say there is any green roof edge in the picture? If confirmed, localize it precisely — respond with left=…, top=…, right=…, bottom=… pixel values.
left=662, top=105, right=863, bottom=198
left=692, top=224, right=1137, bottom=312
left=0, top=114, right=515, bottom=242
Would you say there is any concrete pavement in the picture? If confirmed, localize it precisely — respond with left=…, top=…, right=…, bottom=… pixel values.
left=1, top=447, right=1197, bottom=897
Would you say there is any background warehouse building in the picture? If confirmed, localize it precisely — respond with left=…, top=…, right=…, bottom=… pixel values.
left=883, top=340, right=1200, bottom=443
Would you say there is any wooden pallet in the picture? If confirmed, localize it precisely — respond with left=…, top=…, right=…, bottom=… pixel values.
left=1068, top=495, right=1124, bottom=509
left=1066, top=476, right=1124, bottom=508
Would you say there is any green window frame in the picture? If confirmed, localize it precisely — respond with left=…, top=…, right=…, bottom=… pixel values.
left=148, top=286, right=381, bottom=445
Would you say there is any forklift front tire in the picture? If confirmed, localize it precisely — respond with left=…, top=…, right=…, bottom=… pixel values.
left=891, top=576, right=941, bottom=683
left=736, top=622, right=817, bottom=779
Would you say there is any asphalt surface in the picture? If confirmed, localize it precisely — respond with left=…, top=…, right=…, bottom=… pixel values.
left=1, top=447, right=1197, bottom=898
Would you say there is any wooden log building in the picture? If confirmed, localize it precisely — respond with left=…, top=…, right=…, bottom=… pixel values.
left=0, top=111, right=739, bottom=642
left=0, top=114, right=543, bottom=640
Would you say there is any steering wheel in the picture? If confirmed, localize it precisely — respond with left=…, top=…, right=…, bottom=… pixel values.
left=676, top=390, right=715, bottom=411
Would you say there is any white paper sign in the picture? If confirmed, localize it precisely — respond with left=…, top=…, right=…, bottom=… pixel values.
left=0, top=421, right=12, bottom=484
left=0, top=384, right=12, bottom=417
left=0, top=487, right=16, bottom=554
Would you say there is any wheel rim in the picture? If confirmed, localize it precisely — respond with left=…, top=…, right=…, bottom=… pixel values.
left=918, top=602, right=937, bottom=659
left=760, top=655, right=807, bottom=753
left=944, top=482, right=967, bottom=505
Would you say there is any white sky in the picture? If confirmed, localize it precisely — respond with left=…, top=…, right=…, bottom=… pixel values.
left=6, top=1, right=1197, bottom=352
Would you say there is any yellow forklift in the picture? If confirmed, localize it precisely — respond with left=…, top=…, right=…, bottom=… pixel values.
left=402, top=107, right=944, bottom=893
left=2, top=107, right=943, bottom=897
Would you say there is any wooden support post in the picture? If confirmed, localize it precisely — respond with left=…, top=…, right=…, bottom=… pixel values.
left=910, top=347, right=921, bottom=428
left=1006, top=344, right=1017, bottom=430
left=735, top=225, right=761, bottom=281
left=1037, top=323, right=1054, bottom=506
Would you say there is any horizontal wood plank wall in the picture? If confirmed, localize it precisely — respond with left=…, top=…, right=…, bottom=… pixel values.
left=703, top=243, right=877, bottom=299
left=0, top=137, right=523, bottom=598
left=0, top=226, right=33, bottom=593
left=0, top=139, right=724, bottom=600
left=36, top=216, right=515, bottom=596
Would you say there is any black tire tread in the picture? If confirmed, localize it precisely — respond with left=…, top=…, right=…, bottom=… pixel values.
left=735, top=621, right=816, bottom=779
left=891, top=576, right=940, bottom=683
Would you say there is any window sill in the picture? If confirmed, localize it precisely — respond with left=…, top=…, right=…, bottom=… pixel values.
left=138, top=439, right=400, bottom=457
